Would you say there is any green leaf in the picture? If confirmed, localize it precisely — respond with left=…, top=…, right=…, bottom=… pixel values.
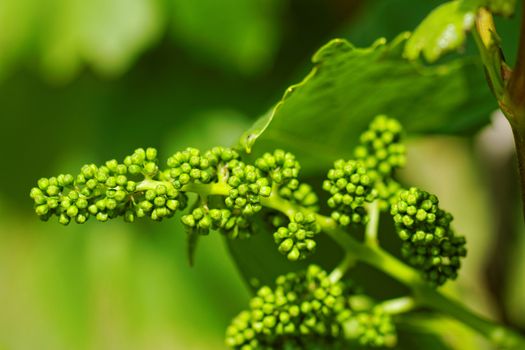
left=0, top=0, right=283, bottom=81
left=239, top=35, right=495, bottom=174
left=0, top=0, right=165, bottom=82
left=403, top=0, right=516, bottom=63
left=38, top=0, right=165, bottom=82
left=0, top=0, right=40, bottom=80
left=238, top=68, right=317, bottom=153
left=239, top=110, right=274, bottom=154
left=404, top=0, right=481, bottom=62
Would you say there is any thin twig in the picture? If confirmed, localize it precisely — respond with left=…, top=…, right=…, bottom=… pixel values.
left=508, top=2, right=525, bottom=119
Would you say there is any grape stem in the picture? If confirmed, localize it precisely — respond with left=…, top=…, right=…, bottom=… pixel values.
left=473, top=6, right=525, bottom=220
left=365, top=200, right=380, bottom=247
left=379, top=296, right=416, bottom=315
left=261, top=188, right=525, bottom=348
left=328, top=254, right=356, bottom=283
left=347, top=295, right=416, bottom=315
left=134, top=178, right=525, bottom=348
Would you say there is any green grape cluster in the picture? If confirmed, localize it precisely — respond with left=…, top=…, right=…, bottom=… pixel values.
left=166, top=146, right=266, bottom=238
left=29, top=147, right=188, bottom=225
left=29, top=116, right=496, bottom=348
left=344, top=306, right=397, bottom=347
left=255, top=150, right=319, bottom=211
left=254, top=150, right=321, bottom=259
left=165, top=147, right=218, bottom=186
left=390, top=187, right=467, bottom=285
left=354, top=115, right=406, bottom=178
left=323, top=160, right=377, bottom=226
left=373, top=179, right=403, bottom=209
left=133, top=183, right=186, bottom=222
left=255, top=150, right=300, bottom=185
left=225, top=265, right=353, bottom=350
left=30, top=146, right=324, bottom=255
left=256, top=150, right=319, bottom=211
left=266, top=176, right=319, bottom=247
left=273, top=212, right=320, bottom=261
left=225, top=162, right=271, bottom=215
left=181, top=207, right=251, bottom=239
left=278, top=182, right=319, bottom=211
left=353, top=115, right=406, bottom=208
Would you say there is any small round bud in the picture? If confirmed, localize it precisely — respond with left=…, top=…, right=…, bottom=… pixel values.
left=38, top=178, right=50, bottom=190
left=146, top=148, right=157, bottom=161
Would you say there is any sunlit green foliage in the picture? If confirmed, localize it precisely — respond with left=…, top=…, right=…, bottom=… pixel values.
left=0, top=0, right=282, bottom=82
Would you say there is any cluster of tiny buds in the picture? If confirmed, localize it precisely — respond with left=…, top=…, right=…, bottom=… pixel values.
left=267, top=180, right=320, bottom=246
left=343, top=306, right=396, bottom=347
left=226, top=162, right=271, bottom=215
left=255, top=150, right=300, bottom=185
left=353, top=115, right=406, bottom=179
left=391, top=187, right=467, bottom=285
left=31, top=145, right=326, bottom=258
left=273, top=212, right=320, bottom=261
left=278, top=182, right=319, bottom=211
left=29, top=147, right=187, bottom=225
left=181, top=206, right=251, bottom=239
left=225, top=265, right=351, bottom=350
left=165, top=147, right=217, bottom=186
left=323, top=160, right=377, bottom=226
left=374, top=179, right=403, bottom=211
left=30, top=117, right=470, bottom=348
left=254, top=150, right=323, bottom=259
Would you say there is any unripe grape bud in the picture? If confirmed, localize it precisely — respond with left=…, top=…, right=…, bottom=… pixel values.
left=146, top=148, right=157, bottom=161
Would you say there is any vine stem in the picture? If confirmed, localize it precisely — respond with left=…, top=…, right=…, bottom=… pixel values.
left=259, top=186, right=525, bottom=348
left=509, top=1, right=525, bottom=220
left=380, top=296, right=416, bottom=315
left=473, top=6, right=525, bottom=219
left=348, top=295, right=417, bottom=315
left=137, top=178, right=525, bottom=348
left=320, top=219, right=525, bottom=349
left=328, top=254, right=356, bottom=283
left=365, top=200, right=380, bottom=246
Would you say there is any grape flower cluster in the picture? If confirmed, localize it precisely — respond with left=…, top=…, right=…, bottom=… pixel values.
left=225, top=265, right=396, bottom=349
left=353, top=115, right=406, bottom=179
left=256, top=150, right=318, bottom=211
left=343, top=306, right=396, bottom=348
left=30, top=146, right=323, bottom=258
left=322, top=115, right=406, bottom=227
left=353, top=115, right=406, bottom=209
left=323, top=160, right=377, bottom=226
left=390, top=187, right=467, bottom=285
left=29, top=148, right=188, bottom=225
left=255, top=150, right=321, bottom=260
left=273, top=212, right=320, bottom=261
left=170, top=146, right=270, bottom=239
left=29, top=115, right=475, bottom=348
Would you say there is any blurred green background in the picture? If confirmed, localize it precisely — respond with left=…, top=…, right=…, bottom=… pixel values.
left=1, top=0, right=524, bottom=349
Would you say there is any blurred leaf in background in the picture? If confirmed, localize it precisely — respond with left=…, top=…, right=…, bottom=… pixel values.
left=0, top=0, right=284, bottom=82
left=0, top=0, right=165, bottom=82
left=170, top=0, right=284, bottom=75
